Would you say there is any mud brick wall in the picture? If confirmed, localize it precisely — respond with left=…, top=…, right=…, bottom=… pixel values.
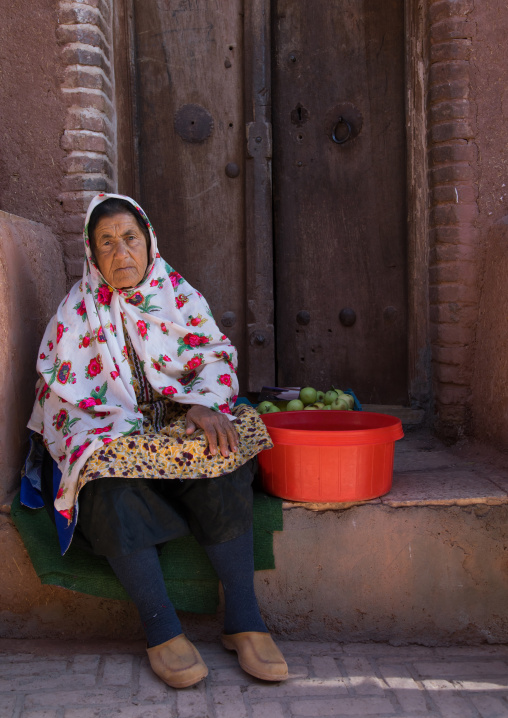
left=57, top=0, right=116, bottom=278
left=0, top=1, right=67, bottom=236
left=427, top=0, right=479, bottom=442
left=470, top=0, right=508, bottom=450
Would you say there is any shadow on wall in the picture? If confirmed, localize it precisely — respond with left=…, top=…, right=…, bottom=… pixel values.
left=473, top=216, right=508, bottom=450
left=0, top=211, right=66, bottom=504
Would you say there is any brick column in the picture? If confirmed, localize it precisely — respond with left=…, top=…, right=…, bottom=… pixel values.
left=57, top=0, right=116, bottom=278
left=428, top=0, right=479, bottom=441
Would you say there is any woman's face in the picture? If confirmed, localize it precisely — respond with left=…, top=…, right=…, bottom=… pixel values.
left=92, top=212, right=149, bottom=290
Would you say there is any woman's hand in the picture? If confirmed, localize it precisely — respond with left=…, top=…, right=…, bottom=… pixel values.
left=185, top=405, right=239, bottom=458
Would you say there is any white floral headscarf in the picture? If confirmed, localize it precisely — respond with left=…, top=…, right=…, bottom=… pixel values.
left=28, top=193, right=239, bottom=516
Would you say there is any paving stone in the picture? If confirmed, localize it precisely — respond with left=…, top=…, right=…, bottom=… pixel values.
left=0, top=654, right=38, bottom=663
left=251, top=701, right=287, bottom=718
left=210, top=666, right=251, bottom=683
left=378, top=663, right=429, bottom=713
left=415, top=660, right=508, bottom=678
left=342, top=644, right=436, bottom=659
left=428, top=692, right=478, bottom=718
left=212, top=685, right=248, bottom=718
left=8, top=640, right=508, bottom=718
left=71, top=656, right=101, bottom=673
left=136, top=659, right=174, bottom=703
left=290, top=696, right=395, bottom=716
left=175, top=681, right=209, bottom=718
left=279, top=641, right=343, bottom=656
left=102, top=655, right=134, bottom=685
left=247, top=677, right=349, bottom=699
left=0, top=694, right=17, bottom=717
left=469, top=694, right=508, bottom=718
left=341, top=657, right=387, bottom=695
left=65, top=708, right=175, bottom=718
left=198, top=646, right=237, bottom=664
left=24, top=688, right=132, bottom=708
left=311, top=656, right=339, bottom=679
left=435, top=645, right=508, bottom=657
left=457, top=678, right=508, bottom=690
left=420, top=678, right=456, bottom=691
left=287, top=665, right=310, bottom=679
left=0, top=674, right=96, bottom=692
left=286, top=656, right=307, bottom=667
left=0, top=660, right=68, bottom=677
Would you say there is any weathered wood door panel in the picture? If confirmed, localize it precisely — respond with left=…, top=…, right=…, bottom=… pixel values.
left=133, top=0, right=248, bottom=382
left=132, top=0, right=408, bottom=402
left=272, top=0, right=408, bottom=403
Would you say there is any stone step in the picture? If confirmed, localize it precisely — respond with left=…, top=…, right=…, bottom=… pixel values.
left=2, top=429, right=508, bottom=645
left=361, top=404, right=426, bottom=426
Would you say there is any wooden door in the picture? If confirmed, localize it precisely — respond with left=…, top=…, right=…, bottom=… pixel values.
left=132, top=0, right=250, bottom=387
left=129, top=0, right=408, bottom=403
left=272, top=0, right=408, bottom=403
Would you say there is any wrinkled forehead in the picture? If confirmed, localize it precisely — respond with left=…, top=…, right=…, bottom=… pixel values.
left=94, top=212, right=142, bottom=237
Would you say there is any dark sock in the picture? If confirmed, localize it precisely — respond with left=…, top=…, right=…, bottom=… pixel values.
left=107, top=547, right=182, bottom=648
left=204, top=528, right=268, bottom=635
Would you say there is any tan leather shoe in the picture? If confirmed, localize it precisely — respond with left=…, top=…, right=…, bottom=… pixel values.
left=147, top=634, right=208, bottom=688
left=221, top=631, right=288, bottom=681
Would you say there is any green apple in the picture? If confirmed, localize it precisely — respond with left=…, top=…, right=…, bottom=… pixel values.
left=257, top=400, right=275, bottom=414
left=324, top=390, right=339, bottom=405
left=330, top=398, right=349, bottom=410
left=342, top=394, right=355, bottom=409
left=316, top=391, right=325, bottom=402
left=304, top=404, right=319, bottom=410
left=287, top=399, right=305, bottom=411
left=314, top=402, right=325, bottom=408
left=265, top=404, right=281, bottom=413
left=299, top=387, right=317, bottom=405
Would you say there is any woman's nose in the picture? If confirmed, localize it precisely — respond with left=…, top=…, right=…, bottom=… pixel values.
left=115, top=240, right=129, bottom=258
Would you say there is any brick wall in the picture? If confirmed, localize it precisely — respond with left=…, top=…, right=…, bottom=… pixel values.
left=427, top=0, right=479, bottom=441
left=57, top=0, right=116, bottom=278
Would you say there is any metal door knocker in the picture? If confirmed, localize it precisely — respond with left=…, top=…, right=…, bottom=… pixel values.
left=332, top=116, right=352, bottom=144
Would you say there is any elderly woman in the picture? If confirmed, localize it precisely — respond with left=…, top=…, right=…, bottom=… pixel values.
left=28, top=193, right=288, bottom=688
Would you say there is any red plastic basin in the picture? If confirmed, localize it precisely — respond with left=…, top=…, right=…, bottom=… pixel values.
left=258, top=410, right=404, bottom=502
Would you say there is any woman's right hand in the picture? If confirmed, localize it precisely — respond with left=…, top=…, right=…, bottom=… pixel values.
left=185, top=404, right=239, bottom=458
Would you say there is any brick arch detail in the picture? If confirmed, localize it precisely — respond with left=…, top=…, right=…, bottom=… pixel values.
left=428, top=0, right=479, bottom=440
left=57, top=0, right=116, bottom=278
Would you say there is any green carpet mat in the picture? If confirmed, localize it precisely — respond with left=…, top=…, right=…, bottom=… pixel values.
left=11, top=490, right=283, bottom=614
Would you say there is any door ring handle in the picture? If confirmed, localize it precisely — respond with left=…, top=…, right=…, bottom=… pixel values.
left=332, top=116, right=352, bottom=144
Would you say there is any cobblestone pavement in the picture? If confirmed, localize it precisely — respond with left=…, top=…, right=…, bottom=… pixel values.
left=2, top=639, right=508, bottom=717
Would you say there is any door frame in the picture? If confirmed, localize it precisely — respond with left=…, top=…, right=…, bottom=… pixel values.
left=112, top=0, right=431, bottom=409
left=404, top=0, right=431, bottom=412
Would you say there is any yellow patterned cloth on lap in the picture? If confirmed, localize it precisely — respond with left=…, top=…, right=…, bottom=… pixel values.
left=77, top=334, right=272, bottom=494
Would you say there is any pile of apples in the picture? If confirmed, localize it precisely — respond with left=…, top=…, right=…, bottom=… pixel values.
left=257, top=387, right=355, bottom=414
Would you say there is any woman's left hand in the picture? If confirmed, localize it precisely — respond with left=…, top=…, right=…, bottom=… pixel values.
left=185, top=405, right=239, bottom=458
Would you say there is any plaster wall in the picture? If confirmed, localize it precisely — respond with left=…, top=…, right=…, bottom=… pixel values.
left=262, top=504, right=508, bottom=645
left=0, top=212, right=66, bottom=504
left=0, top=1, right=67, bottom=238
left=472, top=219, right=508, bottom=448
left=3, top=503, right=508, bottom=645
left=469, top=1, right=508, bottom=451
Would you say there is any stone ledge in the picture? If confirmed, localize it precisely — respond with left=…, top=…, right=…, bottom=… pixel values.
left=280, top=429, right=508, bottom=511
left=4, top=429, right=508, bottom=644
